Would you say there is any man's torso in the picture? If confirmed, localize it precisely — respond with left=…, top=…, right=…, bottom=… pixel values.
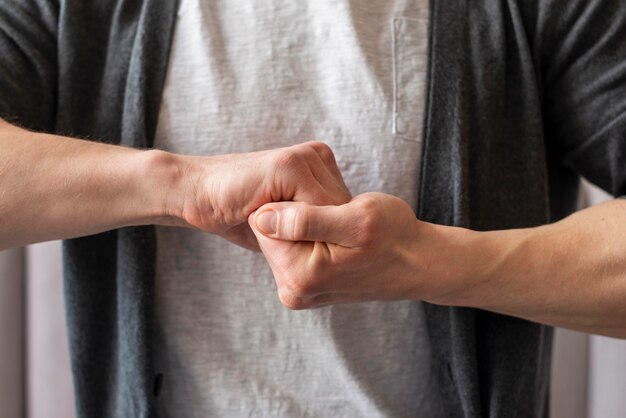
left=152, top=0, right=442, bottom=416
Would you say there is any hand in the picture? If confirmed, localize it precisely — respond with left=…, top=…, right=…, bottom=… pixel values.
left=170, top=141, right=352, bottom=250
left=247, top=192, right=439, bottom=308
left=250, top=190, right=626, bottom=338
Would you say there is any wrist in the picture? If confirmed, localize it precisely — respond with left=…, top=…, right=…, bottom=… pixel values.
left=430, top=224, right=536, bottom=309
left=410, top=221, right=518, bottom=307
left=135, top=149, right=192, bottom=227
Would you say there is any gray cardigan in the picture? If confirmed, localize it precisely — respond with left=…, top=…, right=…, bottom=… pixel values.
left=1, top=0, right=625, bottom=417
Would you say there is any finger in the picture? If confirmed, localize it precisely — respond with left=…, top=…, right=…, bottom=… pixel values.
left=291, top=175, right=340, bottom=207
left=304, top=142, right=352, bottom=203
left=248, top=210, right=315, bottom=293
left=309, top=142, right=345, bottom=187
left=250, top=201, right=359, bottom=246
left=220, top=223, right=261, bottom=251
left=271, top=154, right=337, bottom=207
left=287, top=147, right=351, bottom=206
left=271, top=142, right=351, bottom=207
left=307, top=155, right=352, bottom=205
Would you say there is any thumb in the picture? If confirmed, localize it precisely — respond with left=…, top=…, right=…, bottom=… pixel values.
left=249, top=202, right=355, bottom=245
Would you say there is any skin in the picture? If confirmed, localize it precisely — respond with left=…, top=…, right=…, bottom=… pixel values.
left=249, top=194, right=626, bottom=338
left=0, top=119, right=351, bottom=250
left=1, top=118, right=625, bottom=338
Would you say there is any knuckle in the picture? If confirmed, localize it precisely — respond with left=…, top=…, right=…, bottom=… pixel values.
left=278, top=290, right=310, bottom=310
left=285, top=273, right=318, bottom=298
left=355, top=196, right=383, bottom=245
left=308, top=141, right=336, bottom=164
left=358, top=194, right=383, bottom=217
left=288, top=206, right=310, bottom=241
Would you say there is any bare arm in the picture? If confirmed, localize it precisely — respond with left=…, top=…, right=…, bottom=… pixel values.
left=247, top=193, right=626, bottom=338
left=0, top=119, right=350, bottom=251
left=453, top=198, right=626, bottom=338
left=0, top=119, right=177, bottom=249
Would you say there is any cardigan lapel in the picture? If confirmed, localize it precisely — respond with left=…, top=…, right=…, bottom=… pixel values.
left=61, top=1, right=179, bottom=417
left=419, top=0, right=552, bottom=417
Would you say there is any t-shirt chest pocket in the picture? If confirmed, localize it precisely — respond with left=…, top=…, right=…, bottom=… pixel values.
left=392, top=16, right=429, bottom=142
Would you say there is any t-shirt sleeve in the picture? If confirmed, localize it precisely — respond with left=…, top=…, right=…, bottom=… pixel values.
left=537, top=0, right=626, bottom=198
left=0, top=0, right=58, bottom=131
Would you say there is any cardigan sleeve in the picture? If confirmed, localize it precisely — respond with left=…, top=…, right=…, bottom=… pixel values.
left=0, top=0, right=58, bottom=131
left=535, top=0, right=626, bottom=198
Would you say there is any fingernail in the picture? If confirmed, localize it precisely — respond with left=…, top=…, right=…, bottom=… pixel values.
left=256, top=210, right=277, bottom=235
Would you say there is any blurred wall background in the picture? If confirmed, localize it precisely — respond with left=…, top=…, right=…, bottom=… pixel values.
left=0, top=181, right=625, bottom=418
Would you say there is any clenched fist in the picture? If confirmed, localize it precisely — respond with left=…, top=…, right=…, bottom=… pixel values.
left=248, top=192, right=453, bottom=308
left=168, top=141, right=352, bottom=249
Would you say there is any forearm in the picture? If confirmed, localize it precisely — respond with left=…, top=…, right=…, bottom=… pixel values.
left=0, top=120, right=182, bottom=249
left=0, top=124, right=350, bottom=251
left=429, top=199, right=626, bottom=338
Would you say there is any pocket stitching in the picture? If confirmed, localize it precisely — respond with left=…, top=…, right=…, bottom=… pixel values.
left=392, top=17, right=429, bottom=143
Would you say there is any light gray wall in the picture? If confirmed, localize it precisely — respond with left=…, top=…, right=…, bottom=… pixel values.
left=588, top=336, right=626, bottom=418
left=26, top=243, right=75, bottom=418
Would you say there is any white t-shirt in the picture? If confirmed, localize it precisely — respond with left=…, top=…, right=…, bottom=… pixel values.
left=153, top=0, right=442, bottom=416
